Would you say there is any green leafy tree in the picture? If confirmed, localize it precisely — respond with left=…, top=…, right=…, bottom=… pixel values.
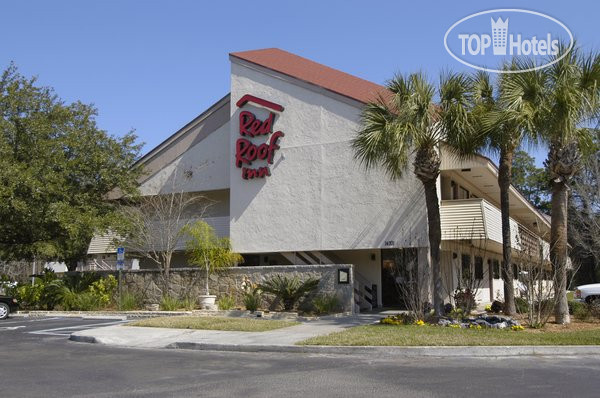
left=511, top=150, right=551, bottom=214
left=117, top=186, right=212, bottom=290
left=0, top=64, right=142, bottom=269
left=184, top=220, right=243, bottom=296
left=569, top=132, right=600, bottom=285
left=353, top=72, right=475, bottom=316
left=451, top=65, right=546, bottom=315
left=494, top=46, right=600, bottom=323
left=537, top=47, right=600, bottom=324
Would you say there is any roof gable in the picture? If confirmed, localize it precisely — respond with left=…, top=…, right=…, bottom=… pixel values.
left=230, top=48, right=389, bottom=105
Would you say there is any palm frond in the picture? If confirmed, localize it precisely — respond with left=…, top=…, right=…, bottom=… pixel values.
left=439, top=71, right=482, bottom=159
left=353, top=73, right=438, bottom=180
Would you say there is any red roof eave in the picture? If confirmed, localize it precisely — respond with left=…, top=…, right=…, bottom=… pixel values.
left=230, top=48, right=391, bottom=105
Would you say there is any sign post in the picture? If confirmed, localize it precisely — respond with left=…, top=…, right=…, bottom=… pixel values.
left=116, top=247, right=125, bottom=308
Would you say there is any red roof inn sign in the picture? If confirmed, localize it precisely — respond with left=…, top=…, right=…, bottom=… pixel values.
left=235, top=94, right=285, bottom=180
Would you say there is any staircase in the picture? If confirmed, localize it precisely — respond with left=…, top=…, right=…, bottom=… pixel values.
left=354, top=270, right=374, bottom=313
left=280, top=251, right=376, bottom=313
left=80, top=259, right=128, bottom=271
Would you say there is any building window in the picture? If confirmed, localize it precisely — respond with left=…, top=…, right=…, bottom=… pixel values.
left=461, top=254, right=471, bottom=281
left=459, top=186, right=470, bottom=199
left=474, top=256, right=484, bottom=280
left=493, top=260, right=500, bottom=279
left=513, top=264, right=519, bottom=280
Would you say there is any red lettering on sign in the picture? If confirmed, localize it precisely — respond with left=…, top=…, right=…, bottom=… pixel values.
left=242, top=166, right=271, bottom=179
left=235, top=131, right=285, bottom=168
left=239, top=111, right=274, bottom=137
left=235, top=95, right=285, bottom=180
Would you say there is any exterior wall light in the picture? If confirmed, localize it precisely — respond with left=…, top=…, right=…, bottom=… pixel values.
left=338, top=268, right=350, bottom=284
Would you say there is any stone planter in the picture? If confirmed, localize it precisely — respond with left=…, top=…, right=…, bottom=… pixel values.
left=198, top=295, right=217, bottom=310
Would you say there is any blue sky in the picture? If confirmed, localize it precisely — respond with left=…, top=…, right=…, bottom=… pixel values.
left=2, top=1, right=597, bottom=165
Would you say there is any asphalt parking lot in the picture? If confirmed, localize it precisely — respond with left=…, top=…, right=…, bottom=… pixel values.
left=0, top=316, right=126, bottom=338
left=2, top=316, right=600, bottom=397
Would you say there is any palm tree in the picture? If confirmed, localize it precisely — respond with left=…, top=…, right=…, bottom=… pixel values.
left=537, top=47, right=600, bottom=324
left=353, top=73, right=472, bottom=316
left=463, top=65, right=546, bottom=315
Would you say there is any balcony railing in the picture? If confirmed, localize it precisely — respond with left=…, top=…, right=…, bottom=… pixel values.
left=79, top=259, right=137, bottom=272
left=440, top=198, right=549, bottom=259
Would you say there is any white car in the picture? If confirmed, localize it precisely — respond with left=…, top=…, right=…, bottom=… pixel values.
left=574, top=284, right=600, bottom=304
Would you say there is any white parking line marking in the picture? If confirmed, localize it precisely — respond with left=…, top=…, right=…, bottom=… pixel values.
left=1, top=317, right=61, bottom=325
left=28, top=320, right=126, bottom=336
left=0, top=326, right=26, bottom=331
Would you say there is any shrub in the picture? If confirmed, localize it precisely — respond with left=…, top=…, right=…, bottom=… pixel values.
left=13, top=273, right=118, bottom=311
left=490, top=300, right=504, bottom=314
left=59, top=287, right=103, bottom=311
left=443, top=303, right=454, bottom=315
left=258, top=275, right=320, bottom=311
left=160, top=295, right=182, bottom=311
left=568, top=300, right=587, bottom=315
left=217, top=295, right=236, bottom=310
left=574, top=304, right=592, bottom=321
left=181, top=297, right=197, bottom=310
left=62, top=272, right=102, bottom=293
left=591, top=301, right=600, bottom=318
left=312, top=294, right=341, bottom=315
left=453, top=288, right=476, bottom=314
left=515, top=297, right=529, bottom=314
left=118, top=292, right=143, bottom=311
left=88, top=275, right=117, bottom=307
left=447, top=307, right=464, bottom=321
left=380, top=314, right=413, bottom=325
left=243, top=289, right=262, bottom=312
left=569, top=300, right=598, bottom=321
left=73, top=291, right=102, bottom=311
left=15, top=283, right=44, bottom=310
left=14, top=270, right=65, bottom=310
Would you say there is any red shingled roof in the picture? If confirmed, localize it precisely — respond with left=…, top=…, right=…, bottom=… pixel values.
left=230, top=48, right=389, bottom=104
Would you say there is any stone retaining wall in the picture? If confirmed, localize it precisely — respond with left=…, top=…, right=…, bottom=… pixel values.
left=97, top=264, right=354, bottom=313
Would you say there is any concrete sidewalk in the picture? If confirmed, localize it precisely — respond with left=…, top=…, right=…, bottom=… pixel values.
left=70, top=313, right=382, bottom=349
left=69, top=314, right=600, bottom=357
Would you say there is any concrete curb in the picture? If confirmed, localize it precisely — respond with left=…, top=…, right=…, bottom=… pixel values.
left=14, top=311, right=192, bottom=319
left=163, top=342, right=600, bottom=357
left=69, top=334, right=98, bottom=344
left=69, top=332, right=600, bottom=357
left=15, top=310, right=339, bottom=321
left=13, top=313, right=128, bottom=320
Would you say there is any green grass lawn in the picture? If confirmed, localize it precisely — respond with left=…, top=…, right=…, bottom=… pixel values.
left=129, top=316, right=299, bottom=332
left=299, top=324, right=600, bottom=346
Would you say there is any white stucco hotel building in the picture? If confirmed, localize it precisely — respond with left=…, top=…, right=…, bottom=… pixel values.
left=88, top=48, right=551, bottom=310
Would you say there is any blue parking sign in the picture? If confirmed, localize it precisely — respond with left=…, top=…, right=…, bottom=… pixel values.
left=116, top=247, right=125, bottom=270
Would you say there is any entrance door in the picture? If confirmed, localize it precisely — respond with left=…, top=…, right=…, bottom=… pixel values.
left=381, top=248, right=418, bottom=308
left=381, top=258, right=403, bottom=307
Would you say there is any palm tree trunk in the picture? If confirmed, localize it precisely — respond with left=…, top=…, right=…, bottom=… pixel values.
left=414, top=147, right=443, bottom=316
left=498, top=149, right=516, bottom=315
left=547, top=142, right=580, bottom=325
left=551, top=178, right=570, bottom=324
left=423, top=180, right=444, bottom=316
